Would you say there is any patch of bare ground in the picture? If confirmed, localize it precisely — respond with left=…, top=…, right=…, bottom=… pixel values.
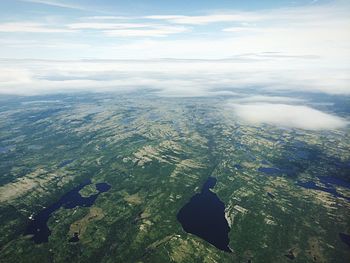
left=69, top=207, right=104, bottom=242
left=306, top=237, right=326, bottom=262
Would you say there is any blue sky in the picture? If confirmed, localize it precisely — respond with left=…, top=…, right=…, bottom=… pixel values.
left=0, top=0, right=349, bottom=99
left=0, top=0, right=348, bottom=60
left=1, top=0, right=331, bottom=16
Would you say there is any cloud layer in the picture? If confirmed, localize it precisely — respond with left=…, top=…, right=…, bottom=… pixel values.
left=0, top=59, right=348, bottom=96
left=0, top=0, right=349, bottom=104
left=231, top=103, right=348, bottom=130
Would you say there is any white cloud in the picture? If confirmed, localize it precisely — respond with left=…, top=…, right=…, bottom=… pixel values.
left=0, top=22, right=75, bottom=33
left=145, top=14, right=261, bottom=25
left=145, top=2, right=350, bottom=27
left=66, top=22, right=189, bottom=37
left=222, top=27, right=259, bottom=33
left=0, top=59, right=348, bottom=96
left=230, top=103, right=348, bottom=130
left=0, top=1, right=349, bottom=95
left=137, top=2, right=350, bottom=67
left=231, top=95, right=305, bottom=103
left=68, top=22, right=150, bottom=30
left=19, top=0, right=86, bottom=10
left=82, top=16, right=131, bottom=20
left=0, top=21, right=188, bottom=37
left=0, top=1, right=348, bottom=65
left=103, top=26, right=188, bottom=37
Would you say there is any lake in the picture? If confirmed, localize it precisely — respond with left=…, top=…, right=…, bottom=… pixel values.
left=25, top=179, right=111, bottom=244
left=177, top=177, right=232, bottom=252
left=297, top=176, right=350, bottom=202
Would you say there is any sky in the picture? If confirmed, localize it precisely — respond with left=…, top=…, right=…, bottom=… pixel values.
left=0, top=0, right=349, bottom=61
left=0, top=0, right=349, bottom=130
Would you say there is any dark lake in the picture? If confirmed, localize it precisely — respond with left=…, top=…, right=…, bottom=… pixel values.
left=297, top=181, right=350, bottom=201
left=25, top=179, right=111, bottom=244
left=339, top=233, right=350, bottom=247
left=318, top=176, right=350, bottom=189
left=297, top=176, right=350, bottom=202
left=177, top=177, right=231, bottom=252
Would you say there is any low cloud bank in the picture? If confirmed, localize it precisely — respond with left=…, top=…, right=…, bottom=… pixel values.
left=0, top=59, right=349, bottom=96
left=231, top=95, right=305, bottom=103
left=231, top=103, right=348, bottom=130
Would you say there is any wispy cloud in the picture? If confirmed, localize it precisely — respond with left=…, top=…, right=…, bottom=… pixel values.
left=0, top=21, right=188, bottom=37
left=68, top=22, right=149, bottom=30
left=0, top=22, right=75, bottom=33
left=19, top=0, right=86, bottom=10
left=146, top=2, right=350, bottom=26
left=145, top=14, right=261, bottom=25
left=103, top=26, right=188, bottom=37
left=82, top=16, right=131, bottom=20
left=67, top=22, right=188, bottom=37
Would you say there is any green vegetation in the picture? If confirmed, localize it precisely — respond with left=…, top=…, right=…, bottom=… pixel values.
left=0, top=93, right=349, bottom=262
